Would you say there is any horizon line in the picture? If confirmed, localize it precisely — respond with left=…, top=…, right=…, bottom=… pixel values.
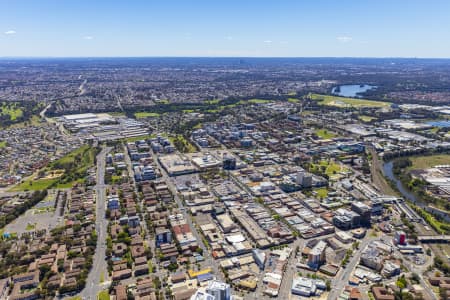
left=1, top=55, right=450, bottom=60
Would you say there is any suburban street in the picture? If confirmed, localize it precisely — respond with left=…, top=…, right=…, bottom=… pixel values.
left=78, top=146, right=111, bottom=300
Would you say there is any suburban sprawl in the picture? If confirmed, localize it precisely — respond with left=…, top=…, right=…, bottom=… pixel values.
left=0, top=58, right=450, bottom=300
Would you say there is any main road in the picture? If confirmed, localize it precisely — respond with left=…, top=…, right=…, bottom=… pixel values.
left=327, top=236, right=373, bottom=300
left=78, top=146, right=111, bottom=300
left=151, top=151, right=221, bottom=278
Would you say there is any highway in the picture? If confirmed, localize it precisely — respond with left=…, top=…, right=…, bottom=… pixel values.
left=79, top=146, right=111, bottom=300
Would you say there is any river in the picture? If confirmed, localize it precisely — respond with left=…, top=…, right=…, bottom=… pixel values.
left=383, top=160, right=450, bottom=222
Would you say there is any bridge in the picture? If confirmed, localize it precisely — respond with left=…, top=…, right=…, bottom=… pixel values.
left=418, top=235, right=450, bottom=243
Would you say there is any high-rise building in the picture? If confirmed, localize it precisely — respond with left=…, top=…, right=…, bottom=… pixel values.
left=296, top=171, right=313, bottom=188
left=223, top=156, right=236, bottom=170
left=307, top=240, right=327, bottom=269
left=206, top=280, right=231, bottom=300
left=252, top=249, right=266, bottom=270
left=351, top=202, right=371, bottom=227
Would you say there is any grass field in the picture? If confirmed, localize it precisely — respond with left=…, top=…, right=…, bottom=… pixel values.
left=10, top=145, right=97, bottom=191
left=134, top=112, right=160, bottom=118
left=359, top=115, right=378, bottom=122
left=314, top=188, right=328, bottom=199
left=204, top=99, right=220, bottom=104
left=408, top=154, right=450, bottom=170
left=155, top=99, right=170, bottom=104
left=1, top=103, right=23, bottom=120
left=25, top=223, right=36, bottom=230
left=0, top=141, right=6, bottom=148
left=97, top=291, right=109, bottom=300
left=51, top=145, right=96, bottom=170
left=107, top=111, right=125, bottom=116
left=246, top=99, right=272, bottom=104
left=310, top=160, right=348, bottom=177
left=315, top=128, right=337, bottom=139
left=310, top=93, right=391, bottom=108
left=10, top=178, right=58, bottom=191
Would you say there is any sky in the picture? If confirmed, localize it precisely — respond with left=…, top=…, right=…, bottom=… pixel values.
left=1, top=0, right=450, bottom=58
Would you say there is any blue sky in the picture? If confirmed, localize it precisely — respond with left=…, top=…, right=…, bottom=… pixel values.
left=1, top=0, right=449, bottom=57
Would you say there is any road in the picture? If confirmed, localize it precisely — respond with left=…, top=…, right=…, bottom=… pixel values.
left=122, top=144, right=165, bottom=281
left=327, top=236, right=373, bottom=300
left=277, top=239, right=304, bottom=300
left=151, top=151, right=220, bottom=278
left=401, top=252, right=438, bottom=300
left=78, top=146, right=111, bottom=300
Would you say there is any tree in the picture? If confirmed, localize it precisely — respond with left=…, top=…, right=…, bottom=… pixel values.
left=396, top=275, right=407, bottom=289
left=326, top=280, right=331, bottom=291
left=410, top=273, right=420, bottom=284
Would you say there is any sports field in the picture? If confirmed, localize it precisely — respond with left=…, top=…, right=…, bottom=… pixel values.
left=310, top=93, right=391, bottom=108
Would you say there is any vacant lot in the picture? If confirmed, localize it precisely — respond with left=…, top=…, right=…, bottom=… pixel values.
left=310, top=93, right=391, bottom=108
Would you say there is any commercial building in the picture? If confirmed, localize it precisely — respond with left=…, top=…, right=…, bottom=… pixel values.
left=394, top=231, right=406, bottom=245
left=252, top=249, right=266, bottom=270
left=333, top=209, right=361, bottom=230
left=206, top=280, right=231, bottom=300
left=308, top=240, right=327, bottom=269
left=155, top=227, right=172, bottom=247
left=351, top=202, right=371, bottom=227
left=291, top=276, right=326, bottom=297
left=360, top=244, right=383, bottom=271
left=296, top=171, right=313, bottom=188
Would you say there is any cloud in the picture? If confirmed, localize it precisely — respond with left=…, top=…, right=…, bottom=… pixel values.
left=5, top=30, right=16, bottom=35
left=336, top=36, right=352, bottom=43
left=83, top=36, right=94, bottom=40
left=263, top=40, right=273, bottom=44
left=225, top=36, right=233, bottom=40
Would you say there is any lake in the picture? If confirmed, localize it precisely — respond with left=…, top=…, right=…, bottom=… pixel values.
left=427, top=120, right=450, bottom=128
left=331, top=84, right=377, bottom=97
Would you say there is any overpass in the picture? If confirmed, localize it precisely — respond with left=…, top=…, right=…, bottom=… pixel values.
left=418, top=235, right=450, bottom=243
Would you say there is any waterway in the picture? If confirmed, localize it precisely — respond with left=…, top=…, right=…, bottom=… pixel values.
left=427, top=120, right=450, bottom=128
left=383, top=160, right=450, bottom=222
left=331, top=84, right=376, bottom=97
left=383, top=161, right=420, bottom=204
